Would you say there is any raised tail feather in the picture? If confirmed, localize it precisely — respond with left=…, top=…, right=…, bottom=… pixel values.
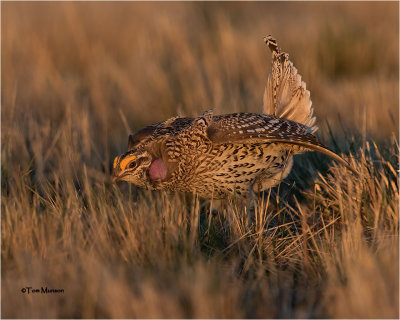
left=263, top=35, right=317, bottom=132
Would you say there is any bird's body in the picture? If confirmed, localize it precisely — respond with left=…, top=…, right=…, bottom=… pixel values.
left=112, top=36, right=354, bottom=199
left=126, top=113, right=296, bottom=199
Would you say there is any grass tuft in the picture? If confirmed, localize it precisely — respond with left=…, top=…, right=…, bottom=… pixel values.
left=2, top=2, right=398, bottom=318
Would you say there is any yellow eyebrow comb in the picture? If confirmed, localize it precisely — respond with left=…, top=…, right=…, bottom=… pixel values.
left=120, top=155, right=137, bottom=170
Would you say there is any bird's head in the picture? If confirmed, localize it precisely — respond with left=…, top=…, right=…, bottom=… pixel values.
left=112, top=150, right=153, bottom=188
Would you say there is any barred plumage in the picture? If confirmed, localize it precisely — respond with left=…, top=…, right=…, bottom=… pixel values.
left=112, top=36, right=355, bottom=199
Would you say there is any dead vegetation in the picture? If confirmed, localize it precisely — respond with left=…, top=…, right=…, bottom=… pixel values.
left=2, top=2, right=398, bottom=318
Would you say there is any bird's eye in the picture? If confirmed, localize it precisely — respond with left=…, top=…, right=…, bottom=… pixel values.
left=128, top=161, right=136, bottom=169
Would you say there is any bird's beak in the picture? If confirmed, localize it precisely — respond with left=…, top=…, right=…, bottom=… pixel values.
left=111, top=168, right=123, bottom=183
left=112, top=174, right=119, bottom=183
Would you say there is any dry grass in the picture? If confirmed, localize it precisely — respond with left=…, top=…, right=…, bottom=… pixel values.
left=2, top=2, right=399, bottom=318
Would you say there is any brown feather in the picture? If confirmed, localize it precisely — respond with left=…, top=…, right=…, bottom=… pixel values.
left=263, top=35, right=317, bottom=132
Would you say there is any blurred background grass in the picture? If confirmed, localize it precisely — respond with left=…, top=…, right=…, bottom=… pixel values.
left=2, top=2, right=399, bottom=318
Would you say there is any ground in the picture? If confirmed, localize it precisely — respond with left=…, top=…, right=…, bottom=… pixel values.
left=2, top=2, right=399, bottom=318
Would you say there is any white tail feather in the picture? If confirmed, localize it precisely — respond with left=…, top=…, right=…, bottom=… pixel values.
left=263, top=35, right=317, bottom=133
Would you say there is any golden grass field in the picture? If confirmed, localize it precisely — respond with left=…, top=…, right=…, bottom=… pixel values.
left=2, top=2, right=399, bottom=318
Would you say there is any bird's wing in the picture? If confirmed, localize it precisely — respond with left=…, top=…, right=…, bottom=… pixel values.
left=207, top=113, right=355, bottom=173
left=263, top=36, right=317, bottom=132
